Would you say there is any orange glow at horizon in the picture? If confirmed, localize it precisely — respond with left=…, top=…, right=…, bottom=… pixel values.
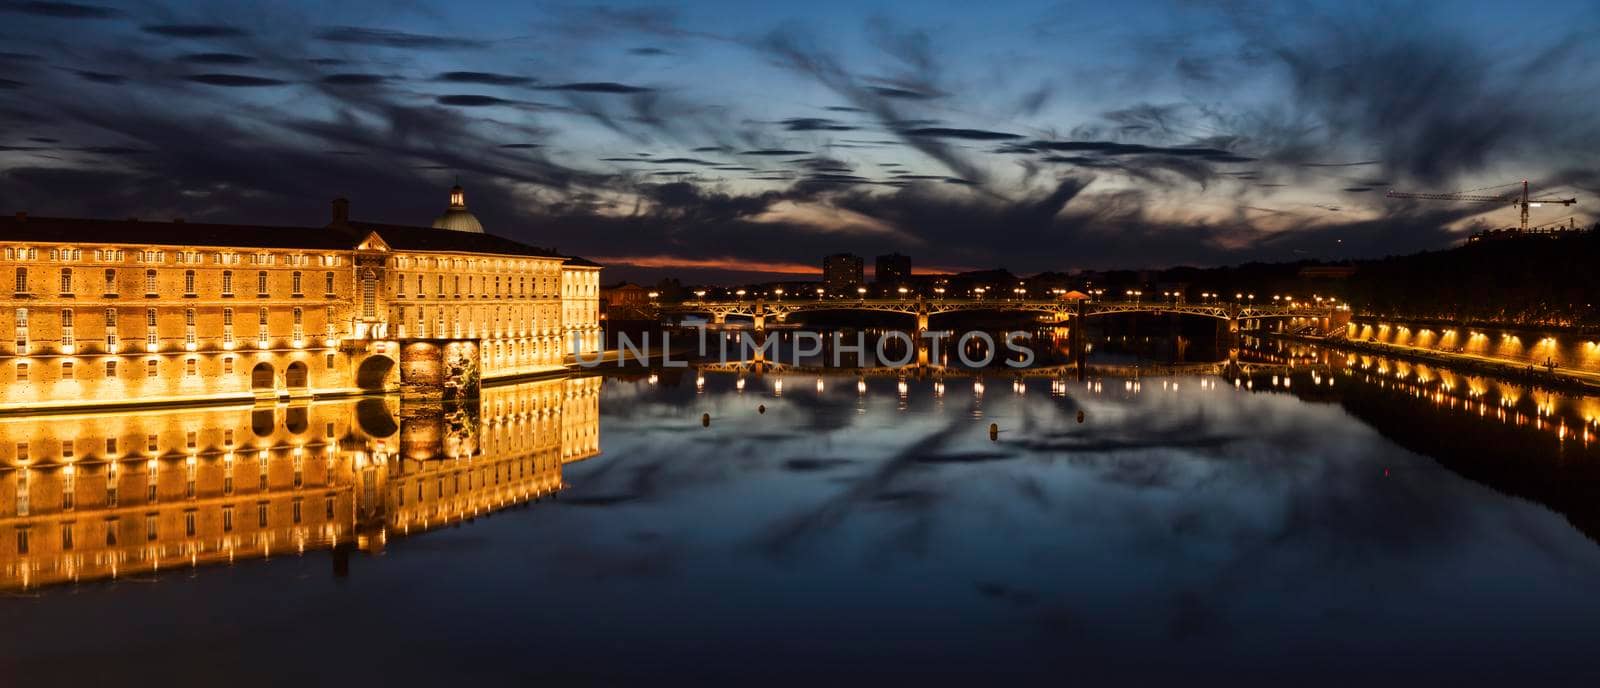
left=589, top=254, right=973, bottom=276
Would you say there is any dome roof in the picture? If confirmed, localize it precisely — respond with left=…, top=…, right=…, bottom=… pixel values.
left=431, top=184, right=485, bottom=233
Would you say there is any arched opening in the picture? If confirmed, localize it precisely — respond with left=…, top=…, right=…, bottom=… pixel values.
left=250, top=362, right=276, bottom=391
left=355, top=355, right=395, bottom=392
left=251, top=408, right=276, bottom=437
left=355, top=398, right=399, bottom=438
left=285, top=361, right=309, bottom=390
left=284, top=406, right=309, bottom=434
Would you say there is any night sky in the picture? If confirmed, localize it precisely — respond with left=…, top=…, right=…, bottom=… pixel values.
left=1, top=0, right=1597, bottom=283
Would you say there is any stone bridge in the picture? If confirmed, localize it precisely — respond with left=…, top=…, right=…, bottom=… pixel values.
left=665, top=298, right=1348, bottom=340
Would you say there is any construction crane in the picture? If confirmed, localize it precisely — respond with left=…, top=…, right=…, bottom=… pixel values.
left=1385, top=179, right=1576, bottom=231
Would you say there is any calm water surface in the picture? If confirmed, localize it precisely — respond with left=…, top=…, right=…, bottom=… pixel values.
left=3, top=342, right=1600, bottom=685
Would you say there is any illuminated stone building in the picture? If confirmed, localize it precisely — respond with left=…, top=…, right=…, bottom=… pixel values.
left=0, top=186, right=602, bottom=411
left=0, top=376, right=601, bottom=590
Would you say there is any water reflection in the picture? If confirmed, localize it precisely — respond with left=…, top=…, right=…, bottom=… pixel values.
left=4, top=344, right=1600, bottom=681
left=0, top=377, right=600, bottom=590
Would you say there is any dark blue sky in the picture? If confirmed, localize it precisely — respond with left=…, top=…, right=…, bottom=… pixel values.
left=1, top=0, right=1597, bottom=283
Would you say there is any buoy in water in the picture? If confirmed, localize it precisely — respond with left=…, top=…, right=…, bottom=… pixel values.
left=988, top=422, right=999, bottom=441
left=758, top=404, right=766, bottom=414
left=1076, top=410, right=1085, bottom=424
left=701, top=413, right=710, bottom=427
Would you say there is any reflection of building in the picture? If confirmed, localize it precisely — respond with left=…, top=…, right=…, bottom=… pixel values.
left=0, top=375, right=602, bottom=590
left=0, top=186, right=601, bottom=411
left=874, top=253, right=911, bottom=287
left=822, top=253, right=863, bottom=294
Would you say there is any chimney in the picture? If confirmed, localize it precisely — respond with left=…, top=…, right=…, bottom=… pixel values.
left=13, top=211, right=24, bottom=222
left=331, top=197, right=350, bottom=227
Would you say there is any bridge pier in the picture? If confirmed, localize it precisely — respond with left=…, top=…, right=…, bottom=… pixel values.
left=711, top=312, right=726, bottom=326
left=915, top=310, right=930, bottom=333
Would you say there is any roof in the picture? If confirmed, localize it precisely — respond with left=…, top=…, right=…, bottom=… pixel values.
left=0, top=215, right=354, bottom=251
left=564, top=255, right=603, bottom=268
left=0, top=214, right=590, bottom=264
left=342, top=221, right=561, bottom=258
left=430, top=208, right=484, bottom=233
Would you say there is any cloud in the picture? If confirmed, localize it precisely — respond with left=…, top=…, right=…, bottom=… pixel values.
left=435, top=94, right=516, bottom=107
left=1, top=1, right=120, bottom=18
left=781, top=117, right=857, bottom=132
left=905, top=127, right=1021, bottom=141
left=867, top=85, right=937, bottom=100
left=540, top=82, right=653, bottom=94
left=740, top=149, right=810, bottom=156
left=141, top=24, right=248, bottom=37
left=434, top=71, right=534, bottom=86
left=320, top=73, right=392, bottom=85
left=70, top=69, right=124, bottom=84
left=313, top=26, right=485, bottom=50
left=177, top=53, right=256, bottom=65
left=628, top=47, right=669, bottom=56
left=184, top=74, right=290, bottom=87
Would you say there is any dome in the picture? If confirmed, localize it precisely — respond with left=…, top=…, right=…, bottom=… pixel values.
left=431, top=184, right=485, bottom=233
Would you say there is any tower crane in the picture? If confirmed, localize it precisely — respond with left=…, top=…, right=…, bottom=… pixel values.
left=1385, top=179, right=1576, bottom=232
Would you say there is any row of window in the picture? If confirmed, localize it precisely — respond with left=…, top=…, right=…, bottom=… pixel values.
left=393, top=272, right=566, bottom=300
left=13, top=306, right=330, bottom=350
left=4, top=247, right=340, bottom=267
left=14, top=267, right=337, bottom=298
left=13, top=353, right=336, bottom=381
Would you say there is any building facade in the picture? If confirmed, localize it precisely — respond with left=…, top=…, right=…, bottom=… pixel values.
left=822, top=253, right=864, bottom=295
left=0, top=188, right=601, bottom=411
left=874, top=253, right=911, bottom=288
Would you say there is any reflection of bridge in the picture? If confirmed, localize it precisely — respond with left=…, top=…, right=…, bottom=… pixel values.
left=667, top=298, right=1344, bottom=335
left=693, top=359, right=1322, bottom=380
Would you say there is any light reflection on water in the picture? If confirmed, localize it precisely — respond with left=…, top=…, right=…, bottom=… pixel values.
left=3, top=342, right=1600, bottom=683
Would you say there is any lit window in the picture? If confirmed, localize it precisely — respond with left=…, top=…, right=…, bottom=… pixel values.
left=60, top=308, right=74, bottom=348
left=257, top=271, right=268, bottom=295
left=184, top=269, right=196, bottom=295
left=60, top=268, right=73, bottom=295
left=291, top=271, right=302, bottom=295
left=222, top=270, right=233, bottom=295
left=146, top=359, right=158, bottom=377
left=105, top=360, right=116, bottom=378
left=14, top=266, right=27, bottom=293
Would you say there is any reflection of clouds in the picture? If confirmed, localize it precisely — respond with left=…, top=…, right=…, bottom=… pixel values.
left=568, top=370, right=1600, bottom=651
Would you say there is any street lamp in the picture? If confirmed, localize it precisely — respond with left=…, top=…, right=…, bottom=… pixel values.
left=736, top=289, right=747, bottom=301
left=694, top=289, right=706, bottom=301
left=974, top=286, right=986, bottom=300
left=775, top=288, right=784, bottom=301
left=857, top=286, right=867, bottom=299
left=934, top=287, right=946, bottom=299
left=816, top=287, right=825, bottom=300
left=897, top=286, right=909, bottom=298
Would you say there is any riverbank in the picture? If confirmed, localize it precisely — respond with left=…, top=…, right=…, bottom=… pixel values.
left=1268, top=332, right=1600, bottom=394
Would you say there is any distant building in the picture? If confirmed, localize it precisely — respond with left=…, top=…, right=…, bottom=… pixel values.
left=1297, top=266, right=1357, bottom=280
left=822, top=253, right=864, bottom=294
left=874, top=253, right=911, bottom=287
left=601, top=282, right=652, bottom=319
